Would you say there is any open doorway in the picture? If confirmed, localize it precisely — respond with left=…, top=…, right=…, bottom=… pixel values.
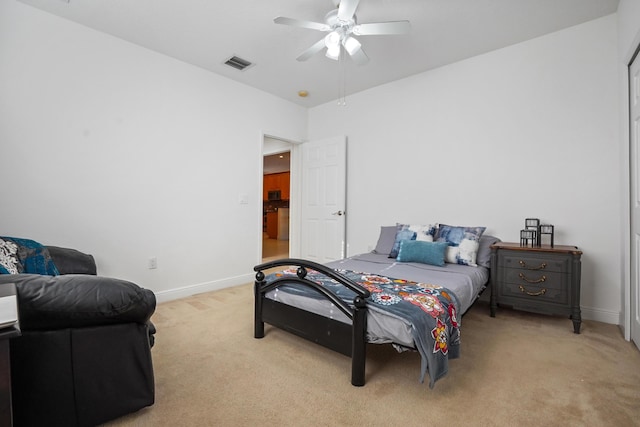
left=262, top=140, right=291, bottom=262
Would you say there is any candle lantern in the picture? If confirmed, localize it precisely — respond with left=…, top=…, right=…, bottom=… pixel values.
left=539, top=224, right=555, bottom=247
left=520, top=229, right=537, bottom=247
left=525, top=218, right=540, bottom=229
left=525, top=218, right=541, bottom=246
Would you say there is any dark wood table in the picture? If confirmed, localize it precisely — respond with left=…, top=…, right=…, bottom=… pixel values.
left=0, top=283, right=20, bottom=427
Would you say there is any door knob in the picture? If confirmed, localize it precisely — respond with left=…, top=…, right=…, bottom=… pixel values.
left=332, top=210, right=344, bottom=216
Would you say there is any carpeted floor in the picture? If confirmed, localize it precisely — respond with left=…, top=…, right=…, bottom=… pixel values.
left=103, top=283, right=640, bottom=427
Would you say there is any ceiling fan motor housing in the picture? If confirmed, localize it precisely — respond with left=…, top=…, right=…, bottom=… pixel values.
left=325, top=9, right=356, bottom=28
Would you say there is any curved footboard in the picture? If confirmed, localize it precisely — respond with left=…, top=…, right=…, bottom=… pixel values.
left=254, top=258, right=370, bottom=386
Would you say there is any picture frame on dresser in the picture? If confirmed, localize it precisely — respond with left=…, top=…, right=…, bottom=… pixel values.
left=489, top=242, right=582, bottom=333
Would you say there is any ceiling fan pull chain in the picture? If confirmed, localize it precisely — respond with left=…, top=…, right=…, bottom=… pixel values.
left=338, top=49, right=347, bottom=106
left=343, top=49, right=347, bottom=105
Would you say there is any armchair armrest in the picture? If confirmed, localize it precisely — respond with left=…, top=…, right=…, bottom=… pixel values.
left=0, top=274, right=155, bottom=331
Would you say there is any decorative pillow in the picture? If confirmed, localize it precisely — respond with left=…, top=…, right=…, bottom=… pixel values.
left=373, top=226, right=398, bottom=255
left=435, top=224, right=486, bottom=266
left=396, top=240, right=448, bottom=266
left=389, top=223, right=437, bottom=258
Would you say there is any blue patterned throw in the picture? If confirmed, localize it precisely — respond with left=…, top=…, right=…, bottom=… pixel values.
left=0, top=237, right=59, bottom=276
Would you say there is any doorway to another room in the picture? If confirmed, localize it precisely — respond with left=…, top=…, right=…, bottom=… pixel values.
left=262, top=150, right=290, bottom=262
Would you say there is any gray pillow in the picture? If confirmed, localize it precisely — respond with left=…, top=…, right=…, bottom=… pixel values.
left=373, top=226, right=397, bottom=255
left=476, top=235, right=501, bottom=268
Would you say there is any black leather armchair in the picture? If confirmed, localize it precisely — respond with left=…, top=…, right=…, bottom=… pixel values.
left=0, top=246, right=156, bottom=426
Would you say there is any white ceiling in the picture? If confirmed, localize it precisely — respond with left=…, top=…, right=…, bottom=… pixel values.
left=264, top=152, right=291, bottom=175
left=18, top=0, right=619, bottom=107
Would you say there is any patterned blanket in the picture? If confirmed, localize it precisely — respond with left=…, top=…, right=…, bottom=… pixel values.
left=270, top=268, right=461, bottom=388
left=0, top=237, right=59, bottom=276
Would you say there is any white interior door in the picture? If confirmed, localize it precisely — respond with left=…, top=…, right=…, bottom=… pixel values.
left=629, top=52, right=640, bottom=351
left=299, top=136, right=347, bottom=263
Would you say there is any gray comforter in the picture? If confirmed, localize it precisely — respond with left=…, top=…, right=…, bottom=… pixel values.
left=325, top=252, right=489, bottom=314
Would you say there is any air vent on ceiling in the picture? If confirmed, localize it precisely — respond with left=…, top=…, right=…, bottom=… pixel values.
left=224, top=56, right=253, bottom=71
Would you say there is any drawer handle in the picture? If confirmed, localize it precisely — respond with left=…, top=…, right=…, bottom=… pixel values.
left=518, top=285, right=547, bottom=296
left=518, top=260, right=547, bottom=270
left=518, top=273, right=546, bottom=284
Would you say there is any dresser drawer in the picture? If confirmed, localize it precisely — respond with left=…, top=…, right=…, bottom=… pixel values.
left=498, top=281, right=569, bottom=305
left=501, top=253, right=570, bottom=273
left=502, top=269, right=565, bottom=290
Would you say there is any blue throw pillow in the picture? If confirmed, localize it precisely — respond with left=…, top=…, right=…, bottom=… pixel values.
left=396, top=240, right=448, bottom=266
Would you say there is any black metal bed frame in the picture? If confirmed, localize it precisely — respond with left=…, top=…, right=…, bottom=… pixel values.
left=254, top=258, right=371, bottom=386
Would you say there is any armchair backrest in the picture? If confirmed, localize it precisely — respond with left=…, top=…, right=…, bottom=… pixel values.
left=46, top=246, right=97, bottom=275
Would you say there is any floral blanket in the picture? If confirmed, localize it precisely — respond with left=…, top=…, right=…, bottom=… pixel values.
left=270, top=268, right=461, bottom=388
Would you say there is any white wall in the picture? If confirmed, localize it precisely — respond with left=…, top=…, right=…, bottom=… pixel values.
left=0, top=1, right=307, bottom=300
left=309, top=15, right=620, bottom=323
left=0, top=2, right=625, bottom=324
left=264, top=137, right=295, bottom=156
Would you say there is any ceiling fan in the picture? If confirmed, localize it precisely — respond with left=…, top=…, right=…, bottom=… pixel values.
left=274, top=0, right=411, bottom=65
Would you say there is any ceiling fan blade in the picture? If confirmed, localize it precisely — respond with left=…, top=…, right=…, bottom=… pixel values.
left=349, top=45, right=369, bottom=66
left=296, top=38, right=327, bottom=62
left=337, top=0, right=360, bottom=21
left=274, top=16, right=330, bottom=32
left=353, top=21, right=411, bottom=35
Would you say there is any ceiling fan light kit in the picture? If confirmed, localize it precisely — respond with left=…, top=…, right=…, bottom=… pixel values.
left=324, top=31, right=342, bottom=50
left=343, top=37, right=361, bottom=55
left=274, top=0, right=410, bottom=66
left=326, top=45, right=340, bottom=60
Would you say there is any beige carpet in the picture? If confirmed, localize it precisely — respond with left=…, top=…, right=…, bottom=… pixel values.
left=103, top=283, right=640, bottom=427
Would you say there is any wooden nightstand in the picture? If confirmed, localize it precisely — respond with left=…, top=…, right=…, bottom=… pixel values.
left=490, top=242, right=583, bottom=333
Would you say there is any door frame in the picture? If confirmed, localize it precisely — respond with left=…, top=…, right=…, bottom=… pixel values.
left=627, top=42, right=640, bottom=349
left=621, top=21, right=640, bottom=344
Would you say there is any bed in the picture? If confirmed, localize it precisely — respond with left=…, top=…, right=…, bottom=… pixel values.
left=254, top=223, right=499, bottom=388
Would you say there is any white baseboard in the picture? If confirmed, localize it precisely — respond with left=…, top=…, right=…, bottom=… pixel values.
left=153, top=276, right=622, bottom=327
left=154, top=273, right=254, bottom=304
left=581, top=305, right=620, bottom=325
